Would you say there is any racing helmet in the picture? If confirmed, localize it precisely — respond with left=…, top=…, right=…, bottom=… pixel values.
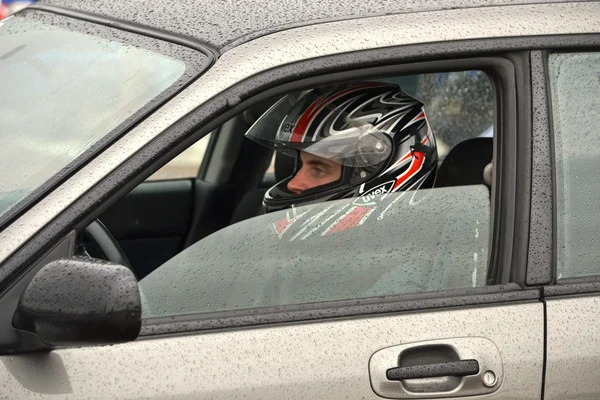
left=245, top=82, right=438, bottom=213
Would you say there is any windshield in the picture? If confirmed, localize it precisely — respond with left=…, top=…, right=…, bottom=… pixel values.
left=0, top=16, right=186, bottom=221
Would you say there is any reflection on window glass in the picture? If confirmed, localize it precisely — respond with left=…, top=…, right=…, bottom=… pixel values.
left=147, top=135, right=211, bottom=181
left=140, top=185, right=490, bottom=318
left=0, top=16, right=186, bottom=220
left=550, top=52, right=600, bottom=279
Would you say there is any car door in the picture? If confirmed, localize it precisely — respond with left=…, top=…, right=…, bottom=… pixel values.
left=1, top=184, right=543, bottom=400
left=0, top=40, right=545, bottom=400
left=540, top=48, right=600, bottom=399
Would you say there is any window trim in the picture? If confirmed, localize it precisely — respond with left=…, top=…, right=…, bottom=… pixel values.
left=526, top=50, right=554, bottom=286
left=28, top=3, right=220, bottom=59
left=0, top=48, right=531, bottom=347
left=135, top=56, right=527, bottom=335
left=545, top=276, right=600, bottom=297
left=140, top=285, right=541, bottom=336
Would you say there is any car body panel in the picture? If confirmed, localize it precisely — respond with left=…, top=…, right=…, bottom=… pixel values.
left=0, top=303, right=543, bottom=399
left=545, top=295, right=600, bottom=400
left=35, top=0, right=596, bottom=49
left=2, top=1, right=600, bottom=266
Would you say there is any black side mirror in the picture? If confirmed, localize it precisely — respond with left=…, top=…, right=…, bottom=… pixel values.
left=14, top=257, right=141, bottom=346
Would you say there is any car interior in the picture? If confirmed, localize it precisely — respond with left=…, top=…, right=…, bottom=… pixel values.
left=84, top=71, right=496, bottom=280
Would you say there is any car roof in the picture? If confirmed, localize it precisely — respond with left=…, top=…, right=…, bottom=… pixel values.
left=35, top=0, right=581, bottom=51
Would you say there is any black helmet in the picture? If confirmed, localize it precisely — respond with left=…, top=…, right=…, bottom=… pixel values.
left=245, top=82, right=438, bottom=213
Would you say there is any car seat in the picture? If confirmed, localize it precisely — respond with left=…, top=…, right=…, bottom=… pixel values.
left=433, top=137, right=493, bottom=188
left=230, top=152, right=295, bottom=224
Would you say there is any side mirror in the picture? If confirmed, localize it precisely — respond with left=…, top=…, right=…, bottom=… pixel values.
left=14, top=257, right=141, bottom=346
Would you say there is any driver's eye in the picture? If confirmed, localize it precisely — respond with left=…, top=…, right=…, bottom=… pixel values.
left=311, top=167, right=326, bottom=178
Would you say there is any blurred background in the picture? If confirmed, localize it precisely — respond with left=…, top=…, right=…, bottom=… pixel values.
left=0, top=0, right=34, bottom=19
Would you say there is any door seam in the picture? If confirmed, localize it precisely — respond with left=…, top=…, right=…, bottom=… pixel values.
left=540, top=287, right=547, bottom=400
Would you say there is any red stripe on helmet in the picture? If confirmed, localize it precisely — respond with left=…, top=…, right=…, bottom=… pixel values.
left=290, top=95, right=326, bottom=143
left=392, top=150, right=425, bottom=191
left=290, top=83, right=386, bottom=143
left=401, top=111, right=425, bottom=130
left=385, top=135, right=430, bottom=173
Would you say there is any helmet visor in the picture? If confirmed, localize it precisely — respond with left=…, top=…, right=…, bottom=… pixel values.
left=245, top=91, right=393, bottom=168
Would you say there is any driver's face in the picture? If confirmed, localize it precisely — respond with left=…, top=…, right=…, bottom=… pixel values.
left=287, top=151, right=342, bottom=195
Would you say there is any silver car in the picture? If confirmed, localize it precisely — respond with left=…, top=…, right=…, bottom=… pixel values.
left=0, top=0, right=598, bottom=398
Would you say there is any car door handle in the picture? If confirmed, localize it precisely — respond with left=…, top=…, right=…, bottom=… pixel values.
left=386, top=359, right=480, bottom=381
left=370, top=338, right=503, bottom=399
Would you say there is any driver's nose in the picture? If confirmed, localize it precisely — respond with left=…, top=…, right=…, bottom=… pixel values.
left=287, top=168, right=310, bottom=195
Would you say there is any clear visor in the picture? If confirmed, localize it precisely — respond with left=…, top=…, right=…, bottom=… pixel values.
left=245, top=92, right=393, bottom=168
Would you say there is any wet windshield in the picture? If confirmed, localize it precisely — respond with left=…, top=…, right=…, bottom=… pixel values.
left=0, top=16, right=186, bottom=221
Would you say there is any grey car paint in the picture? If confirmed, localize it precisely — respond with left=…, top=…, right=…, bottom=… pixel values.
left=36, top=0, right=597, bottom=50
left=0, top=303, right=543, bottom=399
left=545, top=296, right=600, bottom=400
left=0, top=1, right=596, bottom=399
left=2, top=1, right=600, bottom=266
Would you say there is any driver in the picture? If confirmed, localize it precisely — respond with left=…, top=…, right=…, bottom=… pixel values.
left=245, top=82, right=438, bottom=213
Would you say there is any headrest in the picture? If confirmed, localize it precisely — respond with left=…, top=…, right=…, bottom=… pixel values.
left=483, top=163, right=493, bottom=187
left=434, top=138, right=493, bottom=188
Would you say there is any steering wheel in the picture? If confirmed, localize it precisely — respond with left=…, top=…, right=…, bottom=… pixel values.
left=85, top=219, right=136, bottom=278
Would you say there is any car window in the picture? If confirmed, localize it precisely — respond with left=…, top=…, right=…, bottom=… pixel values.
left=549, top=52, right=600, bottom=280
left=139, top=74, right=497, bottom=319
left=146, top=134, right=211, bottom=181
left=386, top=71, right=495, bottom=157
left=140, top=185, right=490, bottom=317
left=0, top=16, right=186, bottom=220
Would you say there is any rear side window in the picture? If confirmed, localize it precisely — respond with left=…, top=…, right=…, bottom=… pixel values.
left=550, top=52, right=600, bottom=280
